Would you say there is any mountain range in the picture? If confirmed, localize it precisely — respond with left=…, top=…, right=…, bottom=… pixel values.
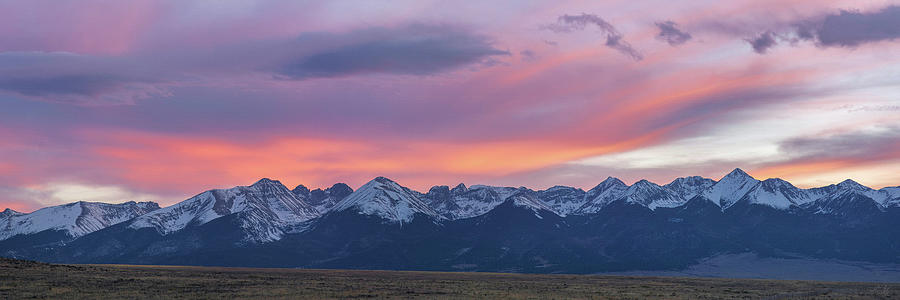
left=2, top=168, right=900, bottom=273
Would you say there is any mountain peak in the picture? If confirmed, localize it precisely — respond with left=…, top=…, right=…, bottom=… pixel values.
left=0, top=208, right=21, bottom=217
left=633, top=179, right=654, bottom=186
left=372, top=176, right=396, bottom=184
left=592, top=176, right=626, bottom=190
left=331, top=177, right=442, bottom=223
left=292, top=184, right=310, bottom=195
left=760, top=178, right=794, bottom=188
left=724, top=168, right=753, bottom=180
left=251, top=178, right=284, bottom=187
left=837, top=179, right=869, bottom=190
left=451, top=183, right=468, bottom=194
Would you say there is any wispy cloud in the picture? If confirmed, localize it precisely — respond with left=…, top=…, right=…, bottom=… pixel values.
left=545, top=13, right=643, bottom=60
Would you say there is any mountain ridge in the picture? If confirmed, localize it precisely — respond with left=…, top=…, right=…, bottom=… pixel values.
left=4, top=168, right=900, bottom=273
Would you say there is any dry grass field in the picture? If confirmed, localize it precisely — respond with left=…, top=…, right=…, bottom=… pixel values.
left=1, top=258, right=898, bottom=299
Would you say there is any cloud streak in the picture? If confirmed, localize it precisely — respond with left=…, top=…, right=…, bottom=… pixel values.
left=275, top=24, right=510, bottom=79
left=545, top=13, right=643, bottom=60
left=0, top=52, right=170, bottom=105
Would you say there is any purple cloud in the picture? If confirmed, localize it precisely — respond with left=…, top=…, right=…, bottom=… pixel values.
left=275, top=24, right=510, bottom=79
left=0, top=52, right=169, bottom=105
left=814, top=6, right=900, bottom=47
left=655, top=21, right=692, bottom=46
left=746, top=31, right=778, bottom=54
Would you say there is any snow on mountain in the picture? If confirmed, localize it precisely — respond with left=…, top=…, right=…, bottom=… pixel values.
left=537, top=186, right=586, bottom=216
left=704, top=168, right=760, bottom=208
left=0, top=201, right=159, bottom=241
left=802, top=189, right=885, bottom=215
left=735, top=178, right=812, bottom=209
left=806, top=180, right=892, bottom=205
left=621, top=179, right=686, bottom=209
left=330, top=177, right=443, bottom=223
left=293, top=183, right=353, bottom=213
left=505, top=191, right=560, bottom=219
left=425, top=184, right=523, bottom=220
left=129, top=178, right=319, bottom=242
left=883, top=187, right=900, bottom=207
left=575, top=177, right=629, bottom=214
left=0, top=208, right=22, bottom=219
left=665, top=176, right=716, bottom=200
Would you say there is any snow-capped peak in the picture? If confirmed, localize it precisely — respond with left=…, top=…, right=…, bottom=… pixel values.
left=575, top=177, right=629, bottom=214
left=622, top=180, right=685, bottom=209
left=704, top=168, right=760, bottom=208
left=0, top=201, right=160, bottom=241
left=735, top=178, right=811, bottom=209
left=665, top=176, right=716, bottom=200
left=451, top=183, right=468, bottom=194
left=881, top=186, right=900, bottom=207
left=425, top=184, right=519, bottom=220
left=504, top=192, right=559, bottom=219
left=537, top=185, right=585, bottom=216
left=129, top=178, right=319, bottom=242
left=331, top=177, right=443, bottom=223
left=0, top=208, right=22, bottom=218
left=836, top=179, right=870, bottom=191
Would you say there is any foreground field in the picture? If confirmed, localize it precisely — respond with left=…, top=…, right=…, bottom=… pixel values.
left=1, top=258, right=898, bottom=299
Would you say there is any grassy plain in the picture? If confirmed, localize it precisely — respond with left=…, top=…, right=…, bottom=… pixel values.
left=1, top=258, right=898, bottom=299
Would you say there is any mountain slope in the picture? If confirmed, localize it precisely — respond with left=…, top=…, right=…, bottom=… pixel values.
left=129, top=178, right=319, bottom=242
left=330, top=177, right=442, bottom=223
left=424, top=184, right=521, bottom=220
left=0, top=201, right=159, bottom=241
left=622, top=179, right=685, bottom=209
left=575, top=177, right=629, bottom=214
left=537, top=186, right=586, bottom=216
left=665, top=176, right=716, bottom=200
left=735, top=178, right=811, bottom=209
left=293, top=183, right=353, bottom=213
left=704, top=168, right=760, bottom=208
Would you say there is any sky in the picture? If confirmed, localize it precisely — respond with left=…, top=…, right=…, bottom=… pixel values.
left=2, top=0, right=900, bottom=212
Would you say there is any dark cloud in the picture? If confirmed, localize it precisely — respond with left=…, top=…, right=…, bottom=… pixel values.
left=276, top=24, right=510, bottom=79
left=746, top=31, right=778, bottom=54
left=655, top=21, right=692, bottom=46
left=738, top=5, right=900, bottom=54
left=779, top=127, right=900, bottom=161
left=0, top=52, right=168, bottom=105
left=815, top=6, right=900, bottom=47
left=545, top=13, right=643, bottom=60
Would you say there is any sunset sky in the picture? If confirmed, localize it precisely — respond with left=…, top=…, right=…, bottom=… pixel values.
left=3, top=0, right=900, bottom=211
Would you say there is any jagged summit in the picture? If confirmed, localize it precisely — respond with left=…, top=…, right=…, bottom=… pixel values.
left=0, top=208, right=22, bottom=216
left=451, top=183, right=468, bottom=194
left=537, top=185, right=585, bottom=216
left=665, top=176, right=716, bottom=200
left=292, top=184, right=310, bottom=195
left=129, top=178, right=319, bottom=242
left=330, top=177, right=443, bottom=223
left=623, top=179, right=684, bottom=209
left=294, top=183, right=353, bottom=213
left=705, top=168, right=761, bottom=208
left=577, top=176, right=629, bottom=214
left=252, top=178, right=284, bottom=187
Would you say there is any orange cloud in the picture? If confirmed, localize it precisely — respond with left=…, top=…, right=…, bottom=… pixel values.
left=79, top=126, right=674, bottom=201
